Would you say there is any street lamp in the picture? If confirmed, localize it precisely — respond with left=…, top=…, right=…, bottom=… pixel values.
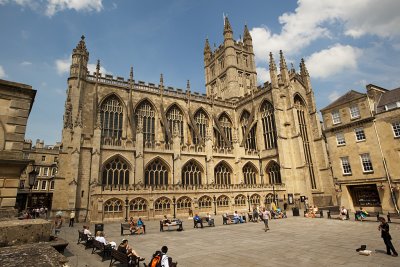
left=125, top=196, right=129, bottom=222
left=172, top=196, right=176, bottom=219
left=247, top=194, right=251, bottom=212
left=272, top=184, right=276, bottom=205
left=213, top=195, right=217, bottom=215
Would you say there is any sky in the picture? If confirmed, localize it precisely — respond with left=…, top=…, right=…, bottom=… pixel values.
left=1, top=0, right=400, bottom=145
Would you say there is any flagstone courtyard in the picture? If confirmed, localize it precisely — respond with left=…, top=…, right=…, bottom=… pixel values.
left=58, top=214, right=399, bottom=267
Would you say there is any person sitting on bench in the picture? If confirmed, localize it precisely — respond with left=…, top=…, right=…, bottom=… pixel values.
left=194, top=214, right=203, bottom=228
left=233, top=211, right=244, bottom=224
left=340, top=206, right=348, bottom=220
left=118, top=239, right=145, bottom=262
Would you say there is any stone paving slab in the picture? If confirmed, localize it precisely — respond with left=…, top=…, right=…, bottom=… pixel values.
left=56, top=216, right=400, bottom=267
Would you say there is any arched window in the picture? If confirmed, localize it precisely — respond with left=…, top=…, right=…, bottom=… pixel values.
left=234, top=194, right=246, bottom=206
left=198, top=196, right=212, bottom=208
left=100, top=95, right=123, bottom=146
left=250, top=194, right=260, bottom=205
left=217, top=195, right=230, bottom=207
left=182, top=161, right=202, bottom=185
left=129, top=198, right=147, bottom=211
left=177, top=197, right=192, bottom=210
left=265, top=194, right=274, bottom=204
left=215, top=114, right=232, bottom=148
left=294, top=95, right=316, bottom=189
left=240, top=110, right=257, bottom=151
left=102, top=157, right=129, bottom=186
left=242, top=163, right=257, bottom=184
left=145, top=158, right=169, bottom=186
left=166, top=105, right=184, bottom=144
left=154, top=197, right=171, bottom=211
left=104, top=198, right=123, bottom=213
left=135, top=100, right=155, bottom=145
left=193, top=109, right=208, bottom=145
left=214, top=162, right=232, bottom=185
left=260, top=100, right=277, bottom=149
left=267, top=161, right=282, bottom=184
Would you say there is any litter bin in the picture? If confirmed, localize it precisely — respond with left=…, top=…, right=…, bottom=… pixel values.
left=292, top=207, right=300, bottom=216
left=95, top=223, right=104, bottom=232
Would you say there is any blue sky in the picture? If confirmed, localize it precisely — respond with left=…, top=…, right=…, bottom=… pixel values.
left=1, top=0, right=399, bottom=145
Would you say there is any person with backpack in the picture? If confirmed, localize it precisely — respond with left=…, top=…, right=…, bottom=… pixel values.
left=148, top=246, right=169, bottom=267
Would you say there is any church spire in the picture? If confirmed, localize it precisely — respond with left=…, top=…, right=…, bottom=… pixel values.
left=223, top=16, right=233, bottom=40
left=204, top=38, right=211, bottom=60
left=300, top=58, right=309, bottom=77
left=243, top=24, right=252, bottom=47
left=279, top=50, right=289, bottom=86
left=159, top=73, right=164, bottom=100
left=269, top=52, right=278, bottom=88
left=70, top=35, right=89, bottom=78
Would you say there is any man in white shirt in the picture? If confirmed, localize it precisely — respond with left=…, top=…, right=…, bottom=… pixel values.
left=340, top=206, right=348, bottom=220
left=262, top=208, right=271, bottom=232
left=83, top=225, right=92, bottom=236
left=161, top=246, right=169, bottom=267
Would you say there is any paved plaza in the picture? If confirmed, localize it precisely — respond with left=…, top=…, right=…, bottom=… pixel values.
left=58, top=213, right=400, bottom=267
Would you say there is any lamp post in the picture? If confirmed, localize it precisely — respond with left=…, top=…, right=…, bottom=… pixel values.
left=125, top=196, right=129, bottom=222
left=247, top=194, right=251, bottom=212
left=172, top=196, right=176, bottom=219
left=27, top=168, right=38, bottom=208
left=272, top=183, right=276, bottom=205
left=213, top=195, right=217, bottom=215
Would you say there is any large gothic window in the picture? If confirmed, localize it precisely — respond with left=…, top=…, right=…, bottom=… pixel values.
left=250, top=194, right=261, bottom=205
left=215, top=114, right=233, bottom=148
left=182, top=161, right=202, bottom=185
left=198, top=196, right=212, bottom=208
left=135, top=100, right=155, bottom=145
left=177, top=197, right=192, bottom=210
left=145, top=158, right=168, bottom=186
left=217, top=195, right=230, bottom=207
left=154, top=197, right=171, bottom=211
left=234, top=194, right=246, bottom=206
left=104, top=198, right=123, bottom=213
left=166, top=105, right=184, bottom=144
left=294, top=95, right=316, bottom=189
left=260, top=100, right=277, bottom=149
left=214, top=162, right=232, bottom=185
left=192, top=109, right=208, bottom=145
left=102, top=157, right=129, bottom=186
left=240, top=110, right=257, bottom=151
left=267, top=161, right=282, bottom=184
left=100, top=95, right=123, bottom=146
left=129, top=198, right=147, bottom=211
left=242, top=163, right=257, bottom=184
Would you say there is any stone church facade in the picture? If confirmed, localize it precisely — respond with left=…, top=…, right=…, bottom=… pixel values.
left=52, top=18, right=335, bottom=222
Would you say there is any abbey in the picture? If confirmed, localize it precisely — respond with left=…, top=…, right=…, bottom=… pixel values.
left=52, top=18, right=335, bottom=221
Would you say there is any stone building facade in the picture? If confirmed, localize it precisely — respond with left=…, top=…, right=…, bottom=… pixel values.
left=321, top=84, right=400, bottom=213
left=15, top=140, right=60, bottom=211
left=53, top=18, right=335, bottom=222
left=0, top=79, right=36, bottom=217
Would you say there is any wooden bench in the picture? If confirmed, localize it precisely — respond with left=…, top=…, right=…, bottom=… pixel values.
left=193, top=217, right=215, bottom=228
left=387, top=212, right=400, bottom=223
left=77, top=230, right=93, bottom=248
left=159, top=220, right=183, bottom=232
left=222, top=214, right=246, bottom=224
left=327, top=208, right=350, bottom=220
left=143, top=257, right=178, bottom=267
left=92, top=239, right=112, bottom=261
left=355, top=211, right=379, bottom=221
left=121, top=223, right=146, bottom=235
left=109, top=249, right=142, bottom=267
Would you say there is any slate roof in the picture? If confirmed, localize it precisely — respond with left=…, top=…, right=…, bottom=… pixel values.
left=320, top=90, right=365, bottom=111
left=377, top=87, right=400, bottom=108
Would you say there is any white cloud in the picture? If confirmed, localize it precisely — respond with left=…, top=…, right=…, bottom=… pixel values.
left=55, top=56, right=108, bottom=76
left=0, top=0, right=103, bottom=16
left=306, top=44, right=362, bottom=79
left=250, top=0, right=400, bottom=63
left=55, top=57, right=71, bottom=75
left=0, top=65, right=7, bottom=79
left=46, top=0, right=103, bottom=17
left=256, top=67, right=269, bottom=85
left=21, top=61, right=32, bottom=66
left=328, top=91, right=340, bottom=102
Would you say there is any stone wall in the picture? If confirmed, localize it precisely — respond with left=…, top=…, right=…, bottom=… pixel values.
left=0, top=219, right=51, bottom=247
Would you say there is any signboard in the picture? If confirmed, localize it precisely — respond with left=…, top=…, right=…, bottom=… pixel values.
left=288, top=194, right=294, bottom=205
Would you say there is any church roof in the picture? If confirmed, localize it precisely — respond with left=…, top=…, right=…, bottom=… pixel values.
left=320, top=90, right=366, bottom=111
left=377, top=87, right=400, bottom=108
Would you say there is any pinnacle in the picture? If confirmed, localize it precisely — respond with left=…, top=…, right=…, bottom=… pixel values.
left=269, top=52, right=277, bottom=71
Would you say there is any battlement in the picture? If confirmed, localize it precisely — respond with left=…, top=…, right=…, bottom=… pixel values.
left=85, top=72, right=235, bottom=107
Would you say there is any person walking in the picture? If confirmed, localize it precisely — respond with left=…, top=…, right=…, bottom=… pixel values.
left=69, top=210, right=75, bottom=227
left=262, top=207, right=271, bottom=232
left=378, top=217, right=398, bottom=257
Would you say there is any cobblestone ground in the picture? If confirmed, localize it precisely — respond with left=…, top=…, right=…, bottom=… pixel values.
left=58, top=213, right=400, bottom=267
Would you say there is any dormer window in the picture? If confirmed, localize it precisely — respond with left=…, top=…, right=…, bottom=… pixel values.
left=385, top=101, right=400, bottom=111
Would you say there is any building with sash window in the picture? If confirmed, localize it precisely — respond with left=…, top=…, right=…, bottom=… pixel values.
left=52, top=18, right=335, bottom=221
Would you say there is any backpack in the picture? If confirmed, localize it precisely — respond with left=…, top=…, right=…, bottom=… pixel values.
left=149, top=251, right=162, bottom=267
